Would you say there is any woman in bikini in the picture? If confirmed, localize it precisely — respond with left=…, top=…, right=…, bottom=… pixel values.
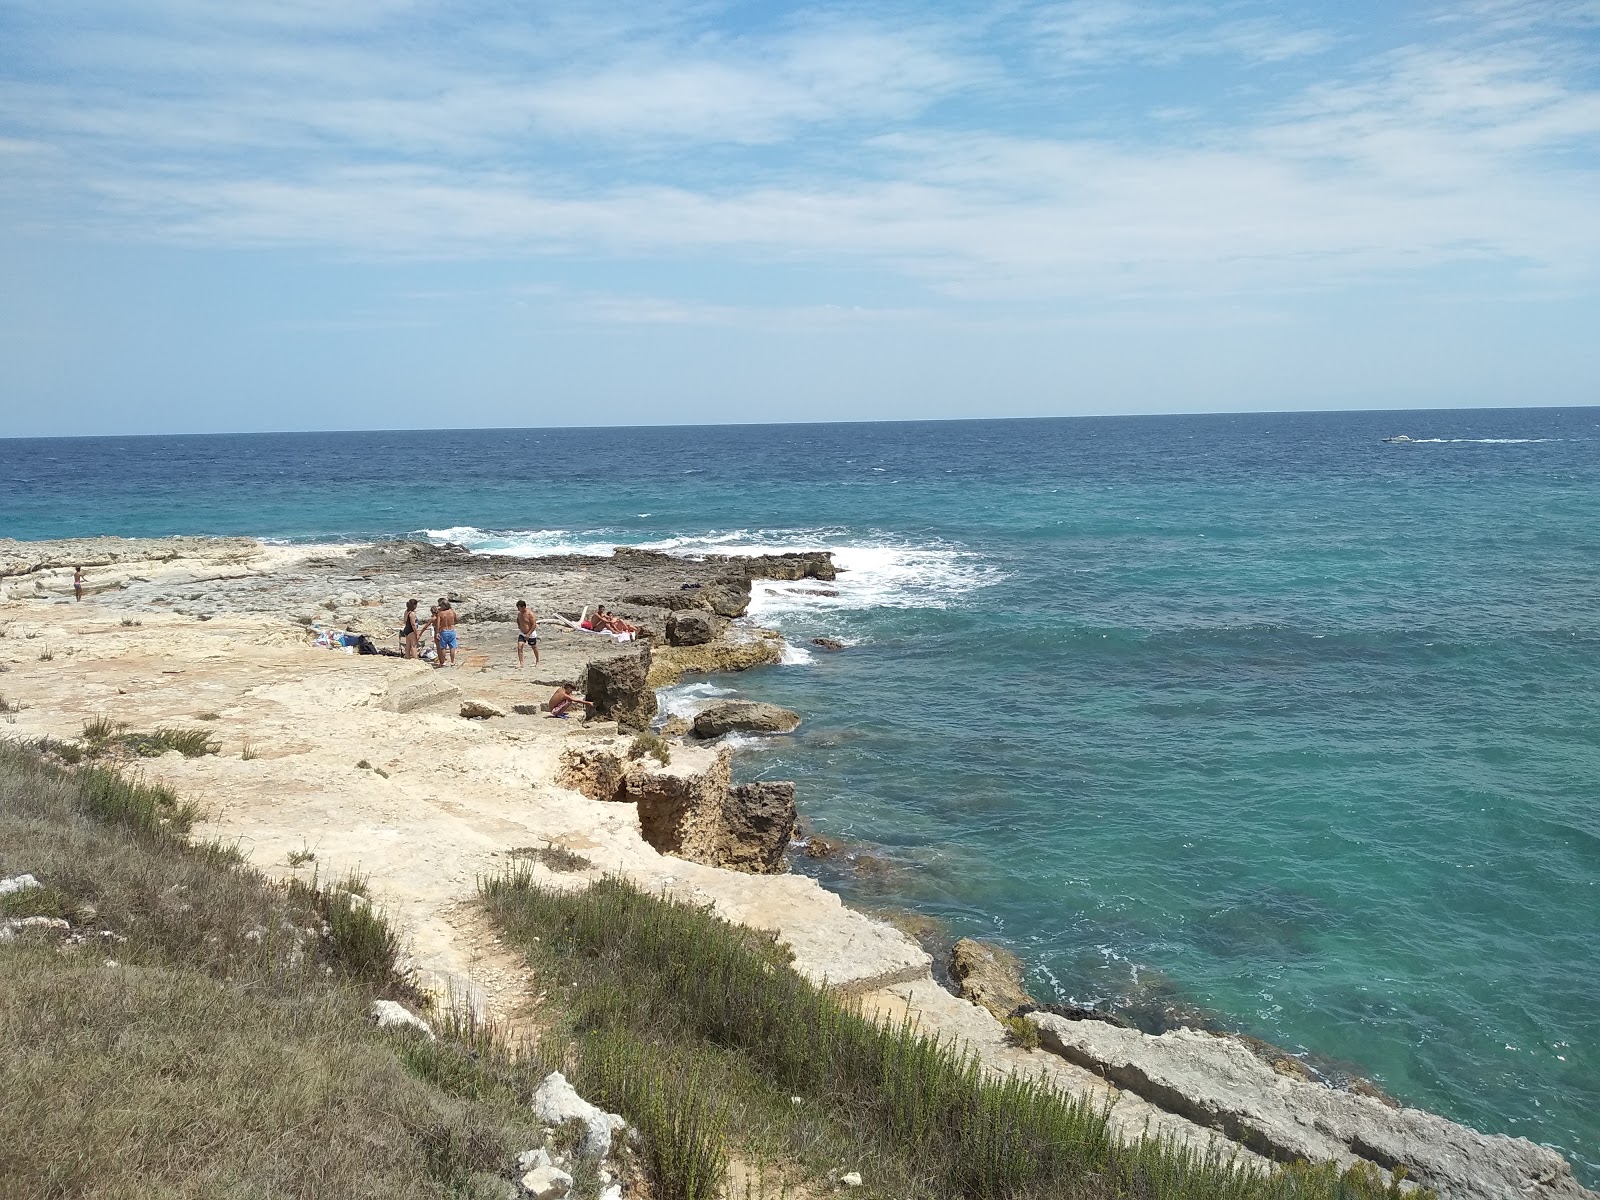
left=402, top=599, right=422, bottom=658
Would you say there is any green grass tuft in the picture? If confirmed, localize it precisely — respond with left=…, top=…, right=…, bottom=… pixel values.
left=114, top=727, right=220, bottom=758
left=81, top=715, right=119, bottom=742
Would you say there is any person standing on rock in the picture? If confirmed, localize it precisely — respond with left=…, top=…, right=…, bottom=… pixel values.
left=515, top=600, right=539, bottom=667
left=401, top=599, right=422, bottom=658
left=72, top=566, right=84, bottom=602
left=434, top=597, right=459, bottom=667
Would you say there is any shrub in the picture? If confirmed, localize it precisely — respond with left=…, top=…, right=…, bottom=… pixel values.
left=627, top=731, right=672, bottom=766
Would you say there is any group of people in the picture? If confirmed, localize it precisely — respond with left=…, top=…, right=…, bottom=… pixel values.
left=400, top=597, right=462, bottom=665
left=394, top=595, right=602, bottom=718
left=583, top=605, right=638, bottom=635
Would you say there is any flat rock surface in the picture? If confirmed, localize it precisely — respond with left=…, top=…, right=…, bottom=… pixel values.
left=1028, top=1014, right=1595, bottom=1200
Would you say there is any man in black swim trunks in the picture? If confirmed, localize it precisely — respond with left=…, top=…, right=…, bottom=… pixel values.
left=515, top=599, right=539, bottom=667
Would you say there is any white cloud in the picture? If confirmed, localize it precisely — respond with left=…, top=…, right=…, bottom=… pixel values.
left=1, top=0, right=1597, bottom=305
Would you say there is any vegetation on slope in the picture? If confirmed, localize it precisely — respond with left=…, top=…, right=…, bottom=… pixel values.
left=0, top=744, right=539, bottom=1199
left=482, top=872, right=1423, bottom=1200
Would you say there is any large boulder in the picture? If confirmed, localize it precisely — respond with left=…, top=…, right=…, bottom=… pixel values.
left=666, top=609, right=714, bottom=646
left=584, top=649, right=657, bottom=730
left=719, top=781, right=796, bottom=874
left=693, top=700, right=801, bottom=739
left=1025, top=1014, right=1594, bottom=1200
left=948, top=938, right=1036, bottom=1019
left=702, top=577, right=752, bottom=618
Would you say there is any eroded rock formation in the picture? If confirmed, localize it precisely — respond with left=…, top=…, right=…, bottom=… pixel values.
left=646, top=635, right=784, bottom=688
left=949, top=937, right=1037, bottom=1019
left=719, top=781, right=797, bottom=874
left=583, top=648, right=657, bottom=730
left=556, top=743, right=795, bottom=874
left=665, top=609, right=715, bottom=646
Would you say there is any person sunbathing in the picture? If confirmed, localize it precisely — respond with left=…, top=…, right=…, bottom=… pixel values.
left=548, top=684, right=594, bottom=718
left=592, top=606, right=639, bottom=635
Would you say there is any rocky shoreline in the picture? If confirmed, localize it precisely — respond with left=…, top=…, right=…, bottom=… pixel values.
left=0, top=534, right=1591, bottom=1200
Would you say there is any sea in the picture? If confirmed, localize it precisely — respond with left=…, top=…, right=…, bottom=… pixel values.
left=2, top=408, right=1596, bottom=1180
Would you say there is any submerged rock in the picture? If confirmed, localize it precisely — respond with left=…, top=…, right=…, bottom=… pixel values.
left=949, top=938, right=1037, bottom=1019
left=811, top=637, right=846, bottom=651
left=692, top=700, right=801, bottom=738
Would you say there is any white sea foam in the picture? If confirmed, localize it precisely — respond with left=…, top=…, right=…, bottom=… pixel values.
left=420, top=526, right=619, bottom=557
left=657, top=681, right=736, bottom=720
left=1404, top=438, right=1558, bottom=444
left=420, top=524, right=1004, bottom=646
left=779, top=641, right=815, bottom=666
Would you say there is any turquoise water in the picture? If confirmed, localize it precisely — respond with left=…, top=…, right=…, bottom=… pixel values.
left=2, top=410, right=1596, bottom=1178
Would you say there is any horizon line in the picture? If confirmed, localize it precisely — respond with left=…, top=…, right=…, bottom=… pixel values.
left=4, top=401, right=1598, bottom=442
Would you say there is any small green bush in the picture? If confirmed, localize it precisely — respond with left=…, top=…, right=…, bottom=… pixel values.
left=627, top=731, right=672, bottom=766
left=1002, top=1015, right=1041, bottom=1051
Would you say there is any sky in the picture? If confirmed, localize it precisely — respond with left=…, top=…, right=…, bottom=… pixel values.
left=1, top=0, right=1598, bottom=436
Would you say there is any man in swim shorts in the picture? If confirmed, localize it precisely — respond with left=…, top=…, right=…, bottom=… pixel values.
left=515, top=600, right=539, bottom=667
left=434, top=597, right=459, bottom=666
left=548, top=684, right=593, bottom=718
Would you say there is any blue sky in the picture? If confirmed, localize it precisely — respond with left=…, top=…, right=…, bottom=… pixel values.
left=1, top=0, right=1597, bottom=435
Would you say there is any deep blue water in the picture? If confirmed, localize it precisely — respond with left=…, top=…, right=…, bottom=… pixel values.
left=2, top=410, right=1597, bottom=1179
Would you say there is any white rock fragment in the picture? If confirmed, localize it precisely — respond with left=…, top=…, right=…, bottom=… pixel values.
left=839, top=1172, right=863, bottom=1188
left=519, top=1163, right=573, bottom=1200
left=516, top=1148, right=551, bottom=1173
left=531, top=1070, right=628, bottom=1159
left=0, top=916, right=70, bottom=941
left=598, top=1185, right=622, bottom=1200
left=369, top=999, right=435, bottom=1040
left=0, top=874, right=41, bottom=895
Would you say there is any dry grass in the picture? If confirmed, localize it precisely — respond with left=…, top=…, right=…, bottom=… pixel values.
left=0, top=743, right=543, bottom=1199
